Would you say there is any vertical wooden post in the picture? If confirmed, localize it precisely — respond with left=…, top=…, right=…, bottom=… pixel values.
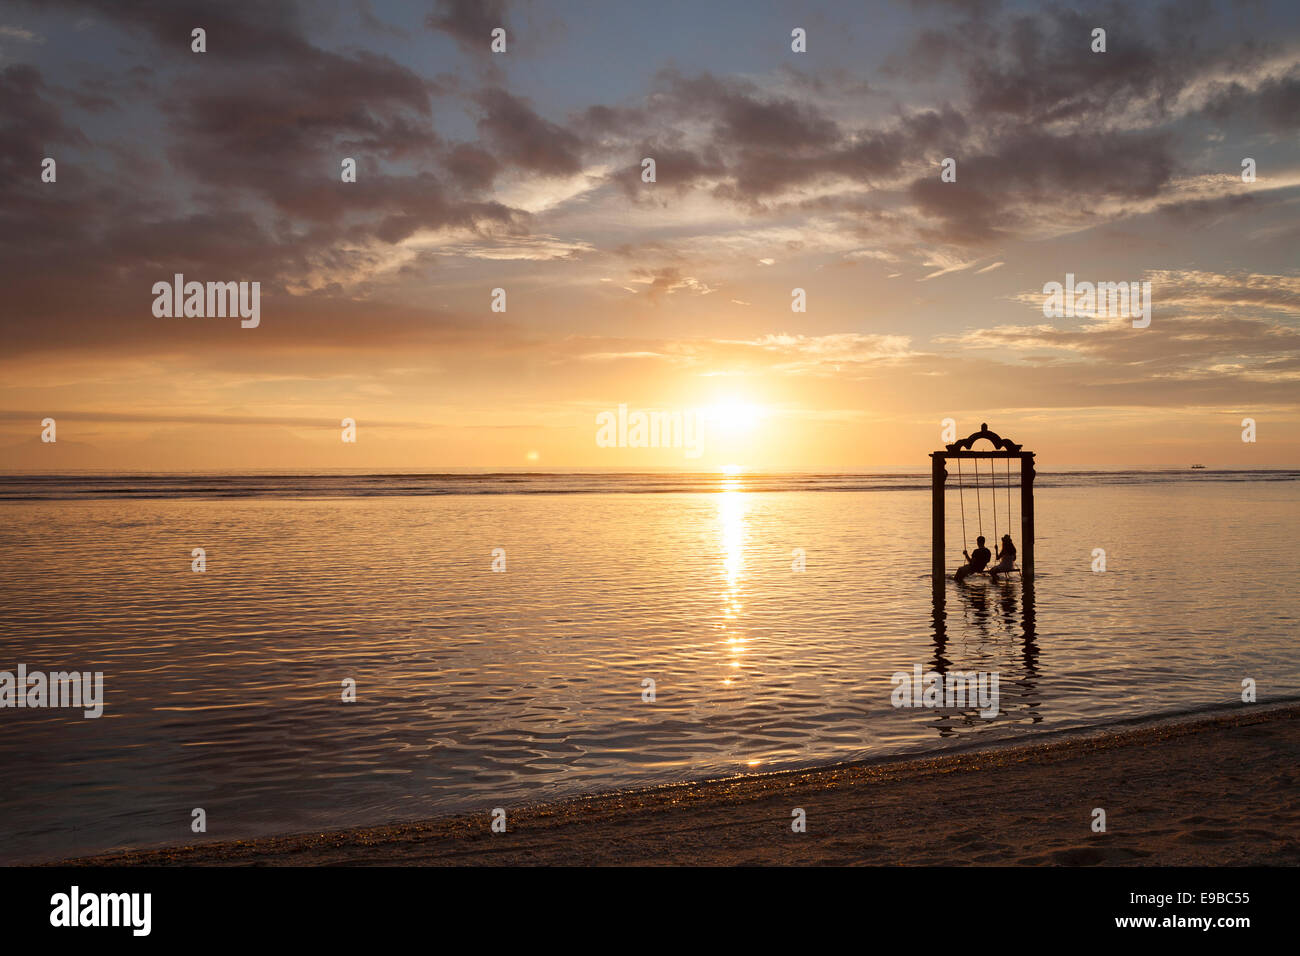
left=931, top=453, right=946, bottom=590
left=1020, top=452, right=1035, bottom=583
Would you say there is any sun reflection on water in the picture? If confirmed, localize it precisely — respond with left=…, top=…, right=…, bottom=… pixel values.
left=716, top=473, right=751, bottom=689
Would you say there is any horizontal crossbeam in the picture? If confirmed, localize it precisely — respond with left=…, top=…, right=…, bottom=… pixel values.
left=930, top=451, right=1035, bottom=459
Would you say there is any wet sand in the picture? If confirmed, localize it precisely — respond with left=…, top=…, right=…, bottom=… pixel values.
left=59, top=703, right=1300, bottom=866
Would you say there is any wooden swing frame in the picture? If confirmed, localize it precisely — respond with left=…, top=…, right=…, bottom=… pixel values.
left=930, top=424, right=1035, bottom=589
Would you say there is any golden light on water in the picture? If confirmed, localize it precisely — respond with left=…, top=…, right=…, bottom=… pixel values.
left=718, top=480, right=748, bottom=591
left=717, top=472, right=751, bottom=685
left=714, top=463, right=763, bottom=767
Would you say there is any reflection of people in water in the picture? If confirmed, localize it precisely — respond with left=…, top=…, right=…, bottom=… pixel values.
left=955, top=535, right=991, bottom=582
left=989, top=534, right=1017, bottom=579
left=930, top=577, right=1041, bottom=726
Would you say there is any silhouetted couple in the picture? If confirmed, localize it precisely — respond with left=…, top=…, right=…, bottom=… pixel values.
left=955, top=534, right=1016, bottom=583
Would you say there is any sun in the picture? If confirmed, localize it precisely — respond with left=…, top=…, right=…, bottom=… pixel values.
left=703, top=399, right=764, bottom=435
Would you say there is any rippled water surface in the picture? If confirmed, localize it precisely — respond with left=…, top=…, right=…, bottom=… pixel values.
left=1, top=473, right=1297, bottom=862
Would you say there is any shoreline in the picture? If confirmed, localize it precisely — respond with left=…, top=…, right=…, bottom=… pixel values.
left=52, top=702, right=1300, bottom=866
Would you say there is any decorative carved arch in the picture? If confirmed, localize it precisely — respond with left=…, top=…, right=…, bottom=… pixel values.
left=944, top=422, right=1023, bottom=454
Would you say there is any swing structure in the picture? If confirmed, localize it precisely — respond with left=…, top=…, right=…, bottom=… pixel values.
left=930, top=424, right=1035, bottom=589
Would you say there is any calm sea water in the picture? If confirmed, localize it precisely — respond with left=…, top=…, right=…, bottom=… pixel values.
left=1, top=471, right=1297, bottom=863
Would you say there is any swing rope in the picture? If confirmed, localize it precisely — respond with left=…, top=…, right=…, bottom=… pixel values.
left=1006, top=457, right=1021, bottom=575
left=957, top=452, right=1022, bottom=574
left=957, top=456, right=968, bottom=550
left=990, top=457, right=998, bottom=546
left=1005, top=457, right=1012, bottom=530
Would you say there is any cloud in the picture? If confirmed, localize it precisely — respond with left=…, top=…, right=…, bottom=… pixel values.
left=0, top=64, right=86, bottom=181
left=0, top=25, right=42, bottom=42
left=162, top=50, right=440, bottom=213
left=426, top=0, right=510, bottom=52
left=423, top=234, right=595, bottom=261
left=30, top=0, right=313, bottom=62
left=474, top=87, right=584, bottom=177
left=1005, top=270, right=1300, bottom=319
left=752, top=333, right=918, bottom=370
left=1202, top=66, right=1300, bottom=132
left=629, top=266, right=717, bottom=300
left=941, top=270, right=1300, bottom=385
left=919, top=251, right=980, bottom=280
left=907, top=128, right=1176, bottom=245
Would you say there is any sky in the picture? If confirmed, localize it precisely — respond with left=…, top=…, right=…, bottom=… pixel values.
left=1, top=0, right=1298, bottom=471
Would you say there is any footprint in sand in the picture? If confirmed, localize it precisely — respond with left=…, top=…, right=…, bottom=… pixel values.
left=1178, top=828, right=1234, bottom=843
left=1021, top=845, right=1152, bottom=866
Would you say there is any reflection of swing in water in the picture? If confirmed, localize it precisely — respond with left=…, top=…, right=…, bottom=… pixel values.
left=952, top=443, right=1021, bottom=584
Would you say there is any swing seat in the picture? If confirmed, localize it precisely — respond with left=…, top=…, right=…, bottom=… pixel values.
left=953, top=565, right=1021, bottom=583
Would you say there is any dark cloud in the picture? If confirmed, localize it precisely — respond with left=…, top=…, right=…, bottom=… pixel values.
left=426, top=0, right=510, bottom=52
left=1154, top=193, right=1257, bottom=224
left=30, top=0, right=311, bottom=61
left=0, top=64, right=103, bottom=281
left=908, top=129, right=1176, bottom=243
left=905, top=0, right=1003, bottom=15
left=895, top=1, right=1257, bottom=130
left=593, top=70, right=954, bottom=204
left=474, top=87, right=583, bottom=177
left=161, top=48, right=440, bottom=220
left=614, top=144, right=726, bottom=200
left=357, top=173, right=519, bottom=243
left=443, top=143, right=501, bottom=190
left=908, top=177, right=1008, bottom=244
left=1203, top=67, right=1300, bottom=131
left=655, top=71, right=840, bottom=149
left=574, top=103, right=639, bottom=137
left=0, top=65, right=87, bottom=180
left=0, top=0, right=537, bottom=328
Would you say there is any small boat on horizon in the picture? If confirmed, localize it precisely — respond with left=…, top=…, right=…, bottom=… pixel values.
left=1191, top=464, right=1206, bottom=469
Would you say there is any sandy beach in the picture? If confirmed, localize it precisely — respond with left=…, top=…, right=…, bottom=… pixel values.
left=57, top=703, right=1300, bottom=866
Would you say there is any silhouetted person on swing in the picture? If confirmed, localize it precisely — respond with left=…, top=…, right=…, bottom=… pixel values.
left=955, top=536, right=991, bottom=583
left=989, top=534, right=1017, bottom=579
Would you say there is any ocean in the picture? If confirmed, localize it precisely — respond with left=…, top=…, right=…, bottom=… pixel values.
left=1, top=470, right=1297, bottom=862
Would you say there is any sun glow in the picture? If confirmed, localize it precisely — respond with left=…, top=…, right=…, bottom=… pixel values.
left=703, top=396, right=767, bottom=472
left=703, top=400, right=764, bottom=435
